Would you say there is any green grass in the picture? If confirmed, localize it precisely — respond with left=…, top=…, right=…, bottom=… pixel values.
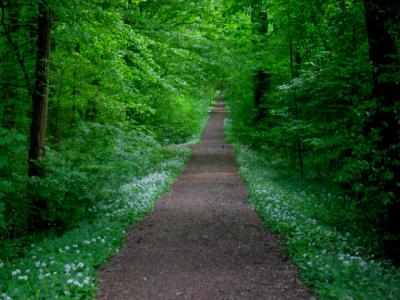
left=225, top=121, right=400, bottom=300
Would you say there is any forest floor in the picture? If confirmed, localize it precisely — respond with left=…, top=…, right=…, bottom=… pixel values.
left=97, top=102, right=312, bottom=300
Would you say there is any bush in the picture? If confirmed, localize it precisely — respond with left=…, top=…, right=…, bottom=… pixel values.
left=230, top=139, right=400, bottom=300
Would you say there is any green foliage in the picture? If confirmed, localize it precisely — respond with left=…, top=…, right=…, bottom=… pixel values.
left=1, top=0, right=399, bottom=298
left=230, top=139, right=400, bottom=300
left=0, top=127, right=28, bottom=235
left=150, top=95, right=211, bottom=144
left=0, top=139, right=192, bottom=299
left=226, top=0, right=400, bottom=258
left=0, top=0, right=222, bottom=298
left=0, top=202, right=5, bottom=230
left=0, top=0, right=218, bottom=236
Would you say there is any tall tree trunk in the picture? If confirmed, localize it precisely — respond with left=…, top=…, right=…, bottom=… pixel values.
left=251, top=0, right=271, bottom=125
left=29, top=0, right=52, bottom=176
left=253, top=71, right=270, bottom=124
left=28, top=0, right=52, bottom=229
left=288, top=17, right=304, bottom=177
left=363, top=0, right=400, bottom=262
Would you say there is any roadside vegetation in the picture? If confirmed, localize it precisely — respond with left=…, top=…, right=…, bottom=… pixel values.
left=1, top=0, right=399, bottom=298
left=226, top=121, right=400, bottom=299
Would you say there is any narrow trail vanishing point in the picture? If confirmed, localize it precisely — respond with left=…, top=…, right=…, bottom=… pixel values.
left=97, top=101, right=312, bottom=299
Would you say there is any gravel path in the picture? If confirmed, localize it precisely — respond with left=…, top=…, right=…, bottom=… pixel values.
left=97, top=102, right=312, bottom=299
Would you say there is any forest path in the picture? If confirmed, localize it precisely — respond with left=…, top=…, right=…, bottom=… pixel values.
left=97, top=101, right=312, bottom=300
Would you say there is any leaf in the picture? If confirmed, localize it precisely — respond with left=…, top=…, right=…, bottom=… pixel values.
left=10, top=144, right=26, bottom=154
left=0, top=155, right=8, bottom=169
left=0, top=202, right=5, bottom=229
left=0, top=180, right=12, bottom=193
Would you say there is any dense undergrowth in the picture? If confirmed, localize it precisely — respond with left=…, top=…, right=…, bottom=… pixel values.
left=226, top=120, right=400, bottom=300
left=0, top=0, right=225, bottom=236
left=0, top=1, right=226, bottom=298
left=0, top=115, right=208, bottom=299
left=1, top=0, right=399, bottom=298
left=225, top=0, right=400, bottom=262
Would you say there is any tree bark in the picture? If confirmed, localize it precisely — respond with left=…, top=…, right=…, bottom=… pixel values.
left=28, top=0, right=52, bottom=178
left=288, top=17, right=304, bottom=177
left=363, top=0, right=400, bottom=262
left=251, top=0, right=271, bottom=125
left=27, top=0, right=52, bottom=230
left=253, top=71, right=270, bottom=124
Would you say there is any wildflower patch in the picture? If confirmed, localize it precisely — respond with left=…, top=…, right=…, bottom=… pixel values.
left=0, top=145, right=191, bottom=299
left=233, top=144, right=400, bottom=300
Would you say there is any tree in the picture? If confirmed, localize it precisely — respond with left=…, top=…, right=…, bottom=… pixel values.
left=28, top=0, right=52, bottom=229
left=363, top=0, right=400, bottom=260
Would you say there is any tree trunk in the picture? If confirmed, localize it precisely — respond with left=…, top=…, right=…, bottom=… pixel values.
left=29, top=0, right=52, bottom=177
left=288, top=17, right=304, bottom=177
left=28, top=0, right=52, bottom=230
left=251, top=0, right=271, bottom=125
left=253, top=71, right=270, bottom=124
left=363, top=0, right=400, bottom=262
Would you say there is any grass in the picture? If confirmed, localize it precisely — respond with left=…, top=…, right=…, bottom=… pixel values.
left=0, top=94, right=212, bottom=299
left=0, top=113, right=211, bottom=300
left=225, top=120, right=400, bottom=300
left=0, top=145, right=192, bottom=299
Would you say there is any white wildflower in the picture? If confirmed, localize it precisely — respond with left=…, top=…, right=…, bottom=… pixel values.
left=73, top=280, right=83, bottom=288
left=64, top=264, right=71, bottom=274
left=11, top=269, right=21, bottom=276
left=1, top=293, right=12, bottom=300
left=83, top=277, right=90, bottom=284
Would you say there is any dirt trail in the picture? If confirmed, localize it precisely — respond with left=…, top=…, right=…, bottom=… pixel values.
left=97, top=102, right=312, bottom=299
